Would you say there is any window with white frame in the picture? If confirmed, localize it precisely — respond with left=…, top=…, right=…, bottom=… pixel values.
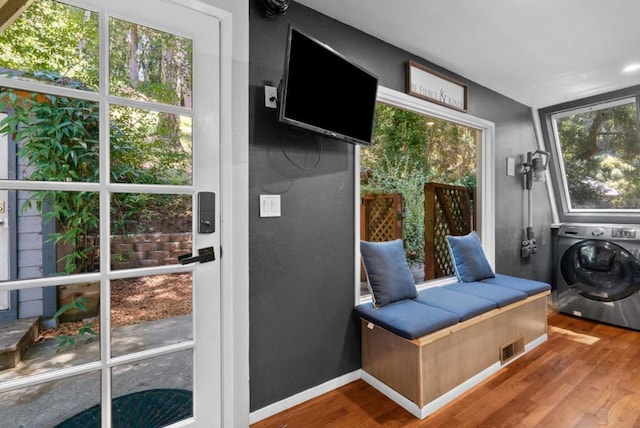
left=551, top=97, right=640, bottom=212
left=357, top=87, right=495, bottom=299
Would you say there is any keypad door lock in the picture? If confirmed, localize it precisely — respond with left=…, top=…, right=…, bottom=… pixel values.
left=198, top=192, right=215, bottom=233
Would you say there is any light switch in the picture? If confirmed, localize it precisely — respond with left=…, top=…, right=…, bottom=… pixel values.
left=260, top=194, right=281, bottom=217
left=506, top=157, right=515, bottom=176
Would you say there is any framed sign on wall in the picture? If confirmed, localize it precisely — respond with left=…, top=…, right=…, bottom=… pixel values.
left=406, top=60, right=468, bottom=112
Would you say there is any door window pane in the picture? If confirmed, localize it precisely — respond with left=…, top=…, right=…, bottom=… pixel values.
left=0, top=90, right=100, bottom=183
left=0, top=371, right=101, bottom=427
left=111, top=350, right=193, bottom=425
left=110, top=193, right=191, bottom=270
left=110, top=17, right=193, bottom=107
left=0, top=0, right=99, bottom=91
left=0, top=283, right=100, bottom=381
left=111, top=273, right=192, bottom=357
left=110, top=105, right=192, bottom=185
left=553, top=98, right=640, bottom=210
left=1, top=189, right=100, bottom=280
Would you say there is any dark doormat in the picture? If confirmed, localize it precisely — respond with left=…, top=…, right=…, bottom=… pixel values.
left=55, top=388, right=193, bottom=428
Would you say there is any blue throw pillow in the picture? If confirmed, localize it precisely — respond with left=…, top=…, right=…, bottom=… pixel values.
left=446, top=231, right=495, bottom=282
left=360, top=239, right=418, bottom=307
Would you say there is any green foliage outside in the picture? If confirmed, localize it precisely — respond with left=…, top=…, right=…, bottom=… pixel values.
left=361, top=103, right=477, bottom=264
left=0, top=73, right=187, bottom=273
left=0, top=0, right=99, bottom=89
left=52, top=297, right=98, bottom=351
left=556, top=101, right=640, bottom=209
left=0, top=0, right=194, bottom=349
left=0, top=0, right=192, bottom=276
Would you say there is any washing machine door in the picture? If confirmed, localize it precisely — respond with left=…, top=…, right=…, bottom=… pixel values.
left=561, top=240, right=640, bottom=301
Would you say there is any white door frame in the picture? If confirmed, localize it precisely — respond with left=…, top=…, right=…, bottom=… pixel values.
left=203, top=0, right=250, bottom=426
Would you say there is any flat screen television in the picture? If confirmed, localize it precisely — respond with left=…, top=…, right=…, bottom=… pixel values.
left=278, top=27, right=379, bottom=146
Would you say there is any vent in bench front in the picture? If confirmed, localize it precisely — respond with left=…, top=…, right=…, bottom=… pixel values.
left=500, top=336, right=524, bottom=365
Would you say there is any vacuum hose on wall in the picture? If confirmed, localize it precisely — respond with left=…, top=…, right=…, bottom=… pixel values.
left=521, top=150, right=549, bottom=258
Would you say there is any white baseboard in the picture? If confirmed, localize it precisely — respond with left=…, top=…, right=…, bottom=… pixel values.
left=249, top=333, right=548, bottom=424
left=249, top=369, right=362, bottom=425
left=360, top=371, right=422, bottom=418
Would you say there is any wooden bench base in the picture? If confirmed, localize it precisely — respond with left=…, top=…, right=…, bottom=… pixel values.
left=361, top=291, right=549, bottom=419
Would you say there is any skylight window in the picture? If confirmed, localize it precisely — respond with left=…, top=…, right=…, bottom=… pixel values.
left=551, top=97, right=640, bottom=211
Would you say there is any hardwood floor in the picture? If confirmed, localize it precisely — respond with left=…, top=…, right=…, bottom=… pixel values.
left=251, top=312, right=640, bottom=427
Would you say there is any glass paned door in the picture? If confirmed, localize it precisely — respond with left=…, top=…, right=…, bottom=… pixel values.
left=0, top=0, right=221, bottom=426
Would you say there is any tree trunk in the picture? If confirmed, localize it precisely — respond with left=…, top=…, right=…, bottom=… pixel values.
left=129, top=25, right=139, bottom=88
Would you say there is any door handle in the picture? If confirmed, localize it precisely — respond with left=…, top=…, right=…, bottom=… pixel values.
left=178, top=247, right=215, bottom=264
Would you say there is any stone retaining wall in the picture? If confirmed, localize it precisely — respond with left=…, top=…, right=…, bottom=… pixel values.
left=111, top=232, right=192, bottom=270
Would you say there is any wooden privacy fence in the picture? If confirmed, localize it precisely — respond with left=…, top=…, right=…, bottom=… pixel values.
left=424, top=183, right=474, bottom=280
left=360, top=184, right=474, bottom=282
left=360, top=193, right=404, bottom=243
left=360, top=193, right=404, bottom=278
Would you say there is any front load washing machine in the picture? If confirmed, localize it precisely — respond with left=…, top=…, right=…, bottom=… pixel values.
left=557, top=223, right=640, bottom=330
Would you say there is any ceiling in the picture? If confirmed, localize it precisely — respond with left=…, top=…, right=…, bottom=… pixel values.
left=296, top=0, right=640, bottom=109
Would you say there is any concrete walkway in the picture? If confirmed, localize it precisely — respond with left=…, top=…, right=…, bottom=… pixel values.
left=0, top=315, right=193, bottom=427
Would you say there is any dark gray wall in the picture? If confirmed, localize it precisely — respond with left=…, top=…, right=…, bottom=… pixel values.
left=249, top=1, right=553, bottom=411
left=480, top=93, right=554, bottom=284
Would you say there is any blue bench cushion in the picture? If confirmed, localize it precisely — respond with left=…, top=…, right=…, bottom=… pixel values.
left=416, top=287, right=497, bottom=322
left=355, top=300, right=459, bottom=340
left=446, top=282, right=528, bottom=307
left=360, top=239, right=418, bottom=307
left=480, top=273, right=551, bottom=296
left=446, top=231, right=495, bottom=282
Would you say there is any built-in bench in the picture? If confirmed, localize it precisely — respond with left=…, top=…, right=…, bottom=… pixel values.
left=357, top=236, right=551, bottom=419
